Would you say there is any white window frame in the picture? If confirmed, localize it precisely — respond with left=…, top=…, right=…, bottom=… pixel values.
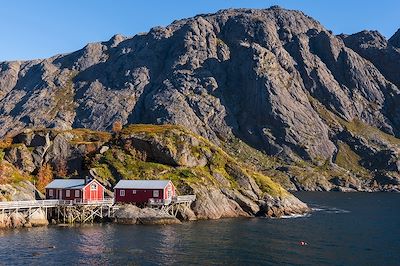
left=132, top=190, right=137, bottom=194
left=75, top=190, right=80, bottom=197
left=66, top=190, right=70, bottom=197
left=90, top=183, right=97, bottom=191
left=120, top=190, right=125, bottom=197
left=49, top=189, right=53, bottom=197
left=153, top=190, right=159, bottom=197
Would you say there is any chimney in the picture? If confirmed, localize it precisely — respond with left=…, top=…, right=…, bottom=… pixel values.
left=84, top=176, right=88, bottom=185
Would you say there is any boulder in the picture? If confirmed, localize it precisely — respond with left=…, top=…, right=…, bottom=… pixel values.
left=114, top=205, right=181, bottom=225
left=260, top=194, right=310, bottom=218
left=191, top=185, right=250, bottom=219
left=29, top=209, right=49, bottom=227
left=10, top=212, right=26, bottom=228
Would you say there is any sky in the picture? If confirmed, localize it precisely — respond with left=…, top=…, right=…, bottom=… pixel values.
left=1, top=0, right=399, bottom=61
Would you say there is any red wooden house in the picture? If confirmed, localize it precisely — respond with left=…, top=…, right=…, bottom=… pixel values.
left=114, top=180, right=176, bottom=205
left=45, top=179, right=105, bottom=201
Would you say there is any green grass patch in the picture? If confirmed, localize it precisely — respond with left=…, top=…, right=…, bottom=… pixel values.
left=335, top=141, right=372, bottom=178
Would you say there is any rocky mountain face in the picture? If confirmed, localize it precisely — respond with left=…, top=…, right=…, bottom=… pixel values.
left=0, top=6, right=399, bottom=191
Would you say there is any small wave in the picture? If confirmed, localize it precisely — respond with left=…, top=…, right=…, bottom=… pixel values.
left=281, top=213, right=311, bottom=219
left=325, top=208, right=350, bottom=214
left=311, top=207, right=325, bottom=211
left=310, top=205, right=350, bottom=214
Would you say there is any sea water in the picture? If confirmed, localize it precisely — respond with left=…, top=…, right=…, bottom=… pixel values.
left=0, top=192, right=399, bottom=265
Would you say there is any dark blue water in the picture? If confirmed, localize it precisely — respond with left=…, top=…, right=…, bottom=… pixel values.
left=0, top=192, right=399, bottom=265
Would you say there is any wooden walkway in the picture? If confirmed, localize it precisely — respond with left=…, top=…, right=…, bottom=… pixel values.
left=0, top=199, right=117, bottom=224
left=0, top=195, right=196, bottom=223
left=149, top=195, right=196, bottom=216
left=0, top=199, right=114, bottom=212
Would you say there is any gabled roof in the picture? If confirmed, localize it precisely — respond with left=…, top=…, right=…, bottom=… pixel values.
left=114, top=180, right=172, bottom=189
left=45, top=179, right=100, bottom=189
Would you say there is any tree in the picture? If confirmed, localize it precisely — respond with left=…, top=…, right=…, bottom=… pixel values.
left=55, top=158, right=68, bottom=178
left=112, top=120, right=123, bottom=133
left=37, top=164, right=53, bottom=192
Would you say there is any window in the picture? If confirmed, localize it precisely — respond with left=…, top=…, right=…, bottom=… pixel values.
left=120, top=190, right=125, bottom=197
left=75, top=190, right=80, bottom=197
left=90, top=183, right=97, bottom=190
left=66, top=190, right=70, bottom=197
left=132, top=190, right=137, bottom=194
left=48, top=189, right=53, bottom=197
left=167, top=187, right=172, bottom=199
left=153, top=190, right=159, bottom=197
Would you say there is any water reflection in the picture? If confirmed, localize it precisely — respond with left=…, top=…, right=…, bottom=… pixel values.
left=75, top=224, right=112, bottom=265
left=154, top=226, right=180, bottom=265
left=0, top=193, right=399, bottom=265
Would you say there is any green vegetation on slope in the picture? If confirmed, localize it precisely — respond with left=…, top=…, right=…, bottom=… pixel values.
left=335, top=141, right=372, bottom=179
left=89, top=124, right=288, bottom=197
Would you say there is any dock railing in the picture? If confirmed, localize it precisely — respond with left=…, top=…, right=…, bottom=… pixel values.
left=173, top=195, right=196, bottom=203
left=0, top=198, right=115, bottom=211
left=0, top=200, right=60, bottom=210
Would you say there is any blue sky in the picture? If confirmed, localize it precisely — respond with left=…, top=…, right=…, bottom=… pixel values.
left=1, top=0, right=399, bottom=61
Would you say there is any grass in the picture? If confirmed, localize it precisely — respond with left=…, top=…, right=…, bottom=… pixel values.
left=67, top=128, right=112, bottom=144
left=343, top=119, right=400, bottom=148
left=86, top=125, right=289, bottom=198
left=0, top=136, right=13, bottom=149
left=0, top=161, right=33, bottom=185
left=252, top=172, right=287, bottom=197
left=49, top=72, right=77, bottom=119
left=335, top=141, right=372, bottom=178
left=308, top=95, right=400, bottom=149
left=216, top=38, right=226, bottom=47
left=121, top=124, right=184, bottom=136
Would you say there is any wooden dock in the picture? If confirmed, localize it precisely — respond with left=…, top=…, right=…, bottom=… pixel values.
left=0, top=194, right=196, bottom=224
left=149, top=195, right=196, bottom=216
left=0, top=199, right=117, bottom=224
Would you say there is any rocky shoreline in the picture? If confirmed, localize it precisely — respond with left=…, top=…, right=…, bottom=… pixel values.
left=0, top=209, right=48, bottom=229
left=0, top=197, right=311, bottom=230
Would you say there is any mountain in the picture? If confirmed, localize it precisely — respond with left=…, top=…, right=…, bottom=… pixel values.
left=0, top=6, right=399, bottom=192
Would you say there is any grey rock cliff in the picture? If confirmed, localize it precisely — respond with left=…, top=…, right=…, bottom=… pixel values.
left=0, top=7, right=399, bottom=191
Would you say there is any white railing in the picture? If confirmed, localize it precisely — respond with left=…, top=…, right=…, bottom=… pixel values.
left=173, top=195, right=196, bottom=203
left=0, top=198, right=115, bottom=210
left=148, top=198, right=171, bottom=206
left=71, top=198, right=114, bottom=205
left=148, top=195, right=196, bottom=206
left=0, top=200, right=60, bottom=210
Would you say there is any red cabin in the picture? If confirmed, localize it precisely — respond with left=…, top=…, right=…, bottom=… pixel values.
left=114, top=180, right=176, bottom=205
left=45, top=179, right=105, bottom=201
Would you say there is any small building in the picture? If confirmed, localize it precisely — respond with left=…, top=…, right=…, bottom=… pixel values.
left=45, top=179, right=105, bottom=201
left=114, top=180, right=176, bottom=205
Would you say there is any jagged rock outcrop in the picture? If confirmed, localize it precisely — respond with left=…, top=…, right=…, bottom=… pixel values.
left=341, top=29, right=400, bottom=87
left=0, top=7, right=399, bottom=192
left=2, top=129, right=111, bottom=176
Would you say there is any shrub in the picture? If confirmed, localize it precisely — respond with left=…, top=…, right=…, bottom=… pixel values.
left=37, top=164, right=53, bottom=192
left=112, top=120, right=123, bottom=133
left=54, top=158, right=68, bottom=178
